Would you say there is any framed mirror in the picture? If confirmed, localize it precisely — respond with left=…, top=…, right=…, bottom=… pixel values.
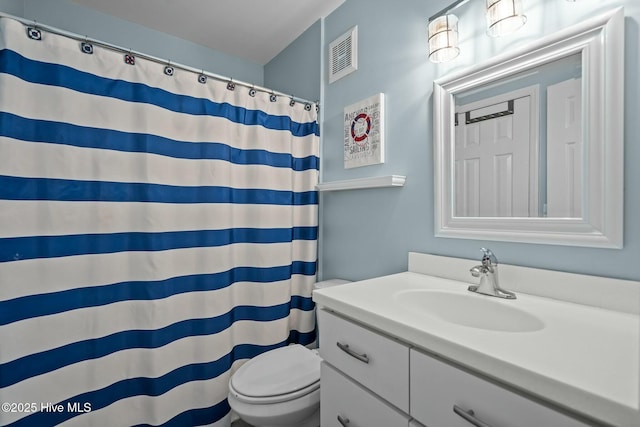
left=433, top=8, right=624, bottom=248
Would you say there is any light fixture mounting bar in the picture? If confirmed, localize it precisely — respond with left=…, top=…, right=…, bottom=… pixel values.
left=429, top=0, right=472, bottom=21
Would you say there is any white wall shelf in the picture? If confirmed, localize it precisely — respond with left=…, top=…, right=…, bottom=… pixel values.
left=316, top=175, right=406, bottom=192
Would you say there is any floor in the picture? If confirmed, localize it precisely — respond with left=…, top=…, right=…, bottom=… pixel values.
left=231, top=420, right=253, bottom=427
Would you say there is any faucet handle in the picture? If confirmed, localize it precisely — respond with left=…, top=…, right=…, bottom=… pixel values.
left=480, top=248, right=498, bottom=266
left=469, top=265, right=484, bottom=277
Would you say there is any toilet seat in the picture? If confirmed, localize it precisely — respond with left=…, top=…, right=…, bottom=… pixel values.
left=229, top=378, right=319, bottom=405
left=229, top=344, right=321, bottom=405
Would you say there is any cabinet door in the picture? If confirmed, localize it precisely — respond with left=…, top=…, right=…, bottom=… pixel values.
left=321, top=362, right=410, bottom=427
left=319, top=309, right=409, bottom=412
left=410, top=349, right=588, bottom=427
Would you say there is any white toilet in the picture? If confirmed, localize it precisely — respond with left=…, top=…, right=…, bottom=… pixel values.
left=227, top=279, right=350, bottom=427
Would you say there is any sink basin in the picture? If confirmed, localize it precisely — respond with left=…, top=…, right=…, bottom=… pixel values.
left=394, top=289, right=545, bottom=332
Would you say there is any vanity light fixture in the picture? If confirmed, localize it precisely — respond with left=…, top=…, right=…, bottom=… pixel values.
left=486, top=0, right=527, bottom=36
left=427, top=0, right=527, bottom=63
left=427, top=0, right=470, bottom=63
left=428, top=14, right=460, bottom=63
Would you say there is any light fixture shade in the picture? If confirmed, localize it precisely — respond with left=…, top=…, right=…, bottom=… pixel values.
left=428, top=14, right=460, bottom=63
left=486, top=0, right=526, bottom=37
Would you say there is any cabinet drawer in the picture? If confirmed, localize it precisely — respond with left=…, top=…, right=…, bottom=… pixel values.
left=410, top=349, right=588, bottom=427
left=319, top=309, right=410, bottom=412
left=321, top=362, right=410, bottom=427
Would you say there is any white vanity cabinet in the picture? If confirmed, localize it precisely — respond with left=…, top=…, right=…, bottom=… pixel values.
left=319, top=309, right=410, bottom=426
left=321, top=363, right=411, bottom=427
left=313, top=253, right=639, bottom=426
left=410, top=348, right=589, bottom=427
left=319, top=309, right=589, bottom=427
left=318, top=308, right=409, bottom=412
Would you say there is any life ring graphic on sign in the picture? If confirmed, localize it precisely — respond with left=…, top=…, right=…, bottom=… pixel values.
left=350, top=113, right=372, bottom=145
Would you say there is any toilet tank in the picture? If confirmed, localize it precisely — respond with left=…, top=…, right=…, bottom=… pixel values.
left=313, top=279, right=351, bottom=292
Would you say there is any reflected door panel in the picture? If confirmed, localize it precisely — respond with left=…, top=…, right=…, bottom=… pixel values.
left=547, top=78, right=582, bottom=218
left=455, top=96, right=532, bottom=217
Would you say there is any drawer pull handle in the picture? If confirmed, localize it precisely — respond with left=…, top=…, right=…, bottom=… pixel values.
left=337, top=415, right=350, bottom=426
left=453, top=405, right=494, bottom=427
left=336, top=342, right=369, bottom=364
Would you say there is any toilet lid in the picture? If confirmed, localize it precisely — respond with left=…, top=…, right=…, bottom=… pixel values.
left=231, top=344, right=321, bottom=398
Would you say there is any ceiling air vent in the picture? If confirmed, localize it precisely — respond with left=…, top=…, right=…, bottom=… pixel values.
left=329, top=26, right=358, bottom=84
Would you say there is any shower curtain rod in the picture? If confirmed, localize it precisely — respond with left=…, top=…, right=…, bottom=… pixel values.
left=0, top=11, right=319, bottom=106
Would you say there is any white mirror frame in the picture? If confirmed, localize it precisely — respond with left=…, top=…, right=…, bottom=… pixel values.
left=433, top=8, right=624, bottom=248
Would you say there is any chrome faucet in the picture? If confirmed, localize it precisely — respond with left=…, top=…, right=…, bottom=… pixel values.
left=468, top=248, right=516, bottom=299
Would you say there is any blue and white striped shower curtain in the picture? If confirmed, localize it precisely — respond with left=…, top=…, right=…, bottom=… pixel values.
left=0, top=17, right=319, bottom=427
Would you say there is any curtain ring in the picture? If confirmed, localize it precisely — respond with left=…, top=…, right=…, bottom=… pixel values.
left=269, top=93, right=277, bottom=102
left=26, top=20, right=42, bottom=40
left=248, top=86, right=257, bottom=97
left=289, top=97, right=296, bottom=107
left=124, top=49, right=135, bottom=65
left=198, top=70, right=207, bottom=84
left=227, top=79, right=236, bottom=91
left=164, top=60, right=175, bottom=76
left=80, top=36, right=94, bottom=54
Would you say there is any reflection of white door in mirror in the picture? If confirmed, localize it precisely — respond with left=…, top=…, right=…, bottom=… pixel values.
left=547, top=78, right=582, bottom=219
left=455, top=90, right=535, bottom=218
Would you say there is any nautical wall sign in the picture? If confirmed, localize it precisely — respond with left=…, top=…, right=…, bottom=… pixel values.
left=343, top=93, right=385, bottom=168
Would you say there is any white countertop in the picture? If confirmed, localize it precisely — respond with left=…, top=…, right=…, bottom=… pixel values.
left=313, top=270, right=640, bottom=427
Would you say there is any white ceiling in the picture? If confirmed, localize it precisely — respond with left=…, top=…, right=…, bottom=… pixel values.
left=71, top=0, right=346, bottom=65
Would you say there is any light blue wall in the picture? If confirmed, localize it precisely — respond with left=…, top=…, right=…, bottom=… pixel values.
left=0, top=0, right=23, bottom=16
left=264, top=19, right=322, bottom=102
left=319, top=0, right=640, bottom=282
left=0, top=0, right=264, bottom=84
